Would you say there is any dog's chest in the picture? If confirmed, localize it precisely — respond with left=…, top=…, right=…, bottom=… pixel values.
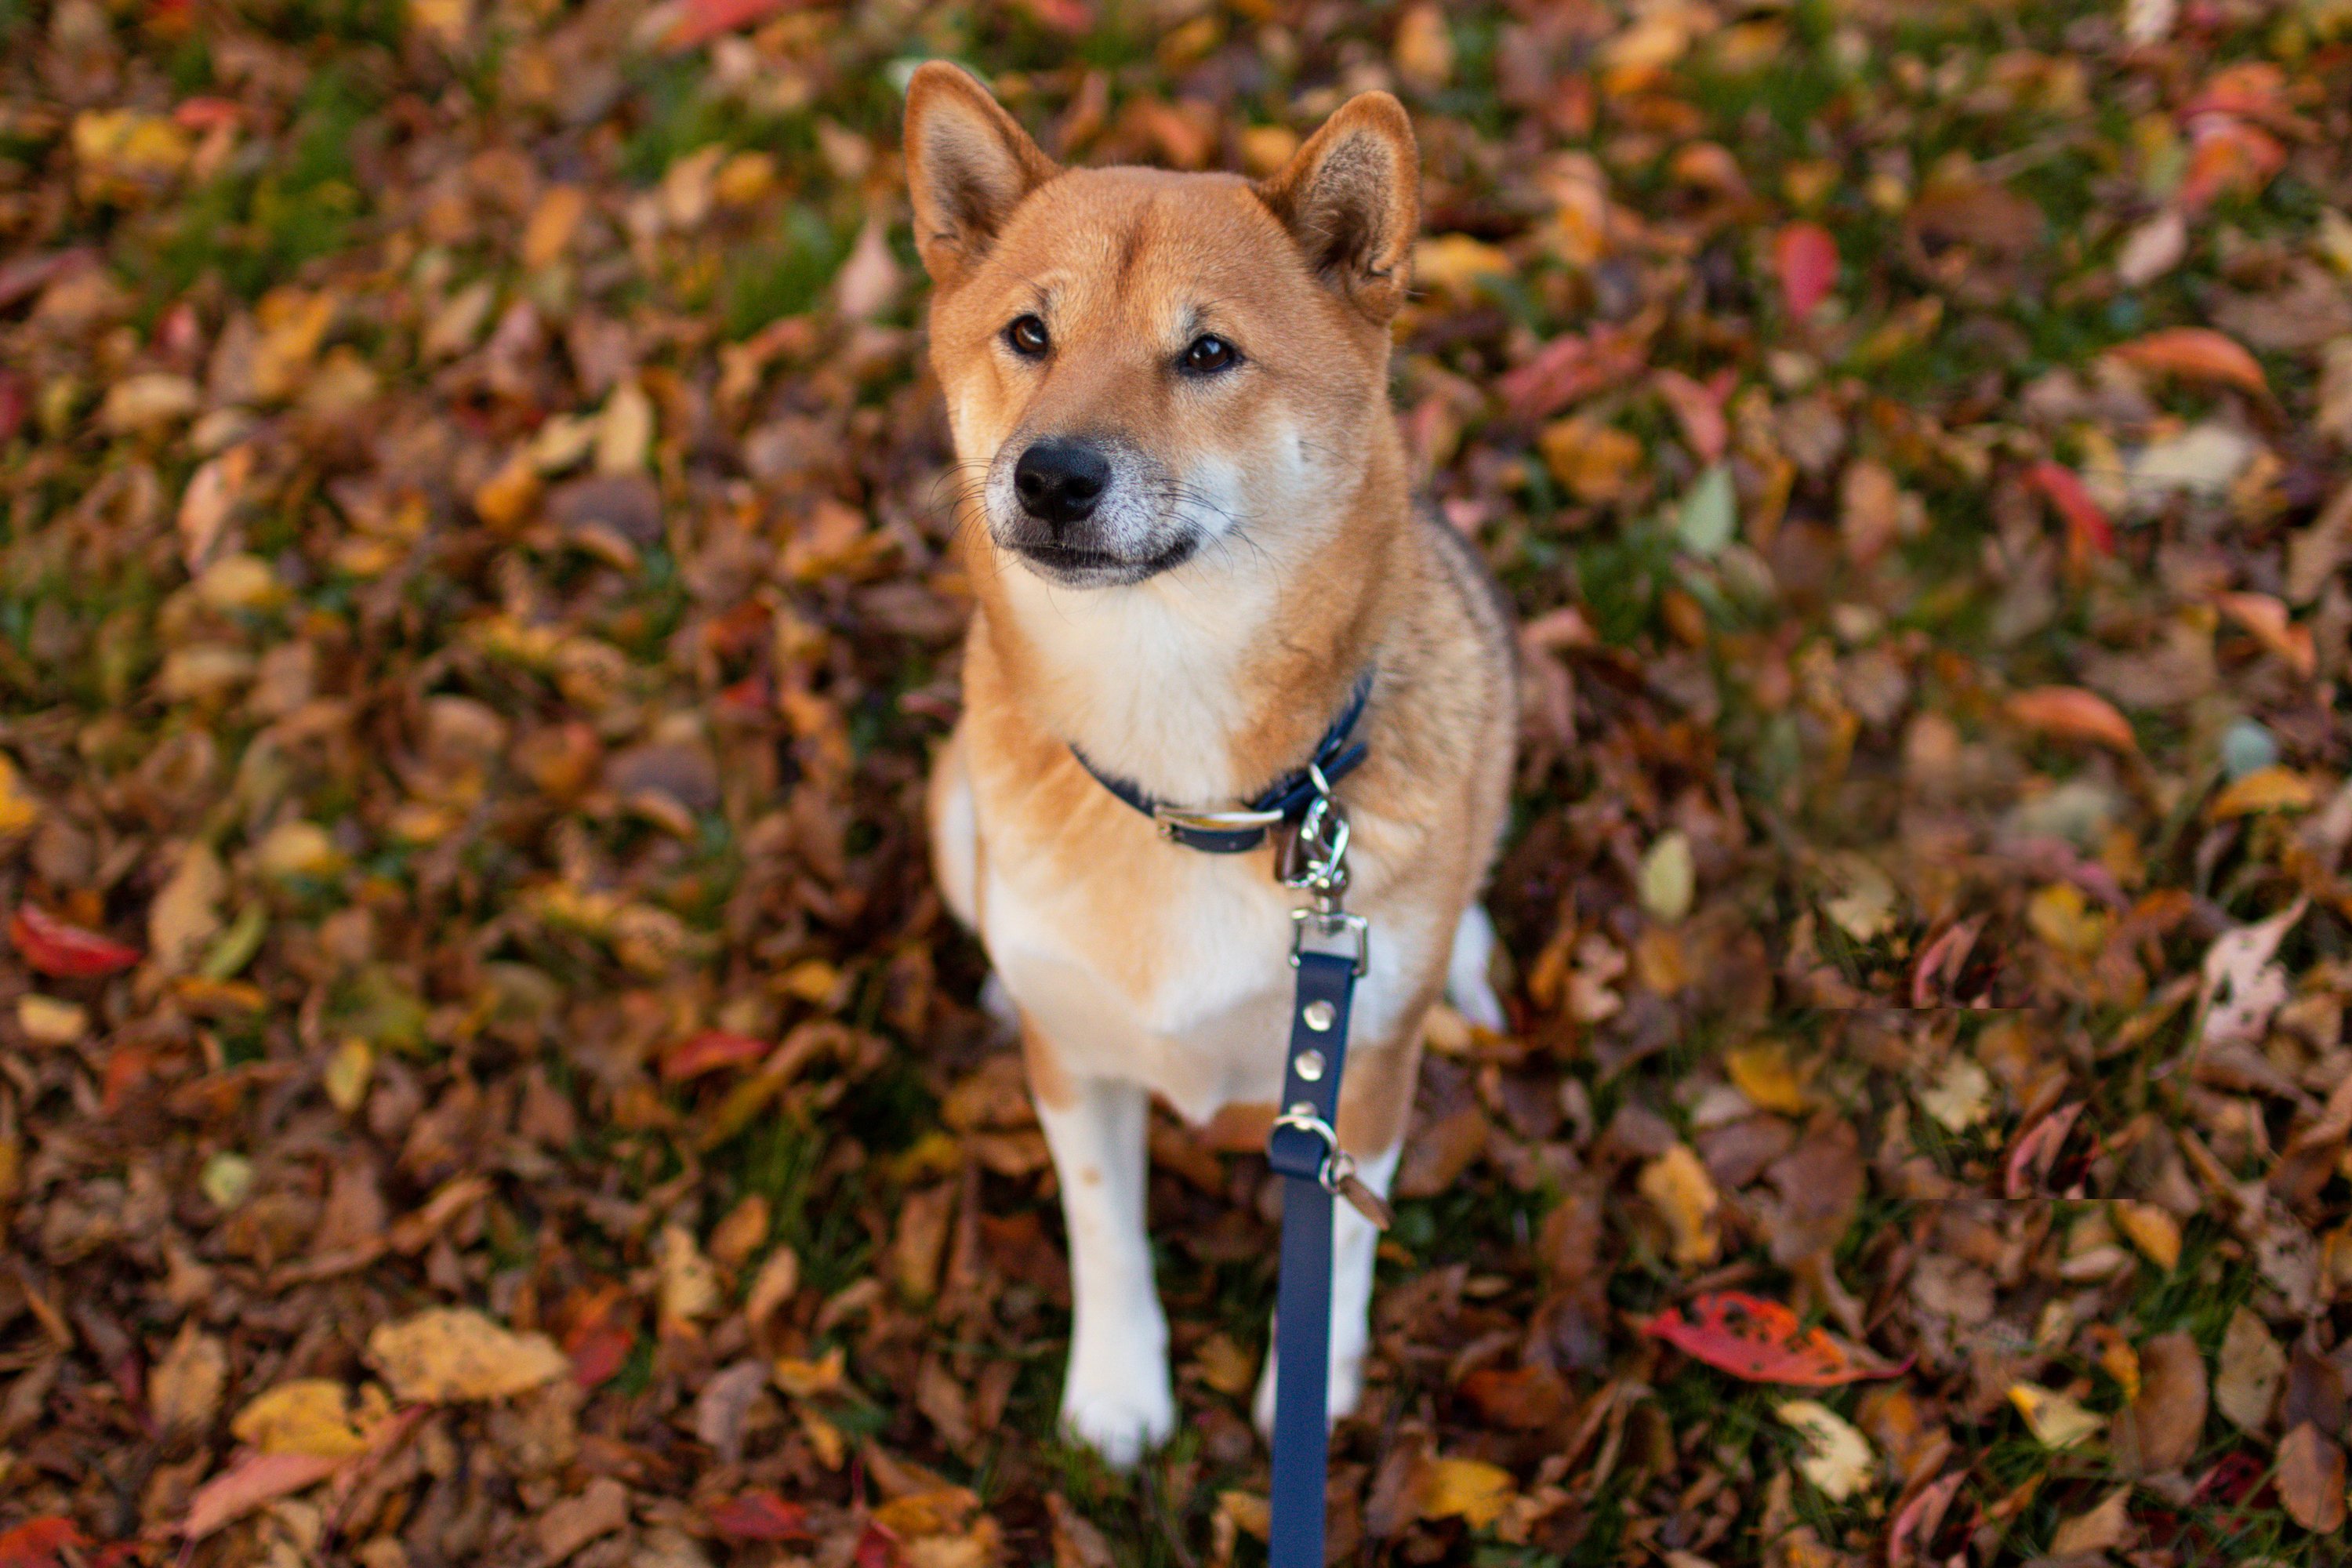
left=975, top=819, right=1425, bottom=1124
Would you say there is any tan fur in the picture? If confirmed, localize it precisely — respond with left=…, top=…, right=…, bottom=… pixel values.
left=909, top=62, right=1515, bottom=1456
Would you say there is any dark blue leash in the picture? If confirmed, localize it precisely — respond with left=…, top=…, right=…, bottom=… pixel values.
left=1065, top=673, right=1386, bottom=1568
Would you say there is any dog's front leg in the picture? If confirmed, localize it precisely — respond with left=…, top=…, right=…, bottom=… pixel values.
left=1252, top=1142, right=1400, bottom=1435
left=1029, top=1043, right=1174, bottom=1465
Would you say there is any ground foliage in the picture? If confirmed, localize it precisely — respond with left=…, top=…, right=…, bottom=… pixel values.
left=3, top=0, right=2352, bottom=1563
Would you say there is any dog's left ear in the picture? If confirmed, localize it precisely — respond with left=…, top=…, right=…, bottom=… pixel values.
left=1257, top=92, right=1419, bottom=322
left=904, top=60, right=1060, bottom=289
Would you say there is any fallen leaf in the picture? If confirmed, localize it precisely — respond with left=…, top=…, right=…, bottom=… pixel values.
left=1639, top=831, right=1695, bottom=922
left=2109, top=326, right=2270, bottom=396
left=2198, top=898, right=2307, bottom=1049
left=1776, top=1400, right=1875, bottom=1501
left=366, top=1308, right=568, bottom=1403
left=2009, top=1382, right=2103, bottom=1450
left=9, top=905, right=140, bottom=977
left=2214, top=1308, right=2284, bottom=1432
left=2116, top=1330, right=2206, bottom=1474
left=2277, top=1421, right=2347, bottom=1533
left=1639, top=1144, right=1721, bottom=1269
left=1415, top=1456, right=1517, bottom=1529
left=2027, top=460, right=2116, bottom=558
left=0, top=1519, right=85, bottom=1568
left=1775, top=222, right=1839, bottom=319
left=230, top=1379, right=378, bottom=1457
left=2050, top=1486, right=2136, bottom=1555
left=183, top=1450, right=342, bottom=1540
left=2007, top=686, right=2138, bottom=753
left=2114, top=1201, right=2182, bottom=1272
left=1643, top=1293, right=1900, bottom=1385
left=2115, top=207, right=2188, bottom=285
left=149, top=1323, right=227, bottom=1434
left=709, top=1490, right=815, bottom=1543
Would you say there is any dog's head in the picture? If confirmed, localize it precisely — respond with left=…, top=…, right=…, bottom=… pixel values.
left=905, top=64, right=1417, bottom=589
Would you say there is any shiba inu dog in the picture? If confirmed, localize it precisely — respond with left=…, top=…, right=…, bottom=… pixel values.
left=908, top=61, right=1516, bottom=1463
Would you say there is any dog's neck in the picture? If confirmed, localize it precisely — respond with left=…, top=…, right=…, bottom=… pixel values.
left=967, top=465, right=1407, bottom=808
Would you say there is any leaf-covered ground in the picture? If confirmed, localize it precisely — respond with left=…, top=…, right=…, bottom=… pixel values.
left=4, top=0, right=2352, bottom=1563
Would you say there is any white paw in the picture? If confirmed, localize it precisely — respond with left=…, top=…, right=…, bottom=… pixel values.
left=1446, top=905, right=1507, bottom=1032
left=1062, top=1374, right=1174, bottom=1468
left=1250, top=1343, right=1365, bottom=1439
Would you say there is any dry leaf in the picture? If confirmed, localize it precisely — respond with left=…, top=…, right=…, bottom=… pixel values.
left=2009, top=1382, right=2103, bottom=1449
left=2277, top=1421, right=2348, bottom=1533
left=2214, top=1308, right=2284, bottom=1432
left=366, top=1308, right=568, bottom=1403
left=1639, top=1144, right=1722, bottom=1269
left=1776, top=1400, right=1876, bottom=1501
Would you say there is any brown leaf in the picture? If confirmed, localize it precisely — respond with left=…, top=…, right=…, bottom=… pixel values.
left=535, top=1476, right=631, bottom=1566
left=2005, top=687, right=2139, bottom=753
left=2214, top=1308, right=2284, bottom=1432
left=2115, top=1330, right=2206, bottom=1475
left=148, top=1323, right=227, bottom=1435
left=2277, top=1421, right=2348, bottom=1534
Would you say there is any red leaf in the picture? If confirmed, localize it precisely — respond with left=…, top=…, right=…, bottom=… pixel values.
left=9, top=905, right=142, bottom=978
left=172, top=96, right=241, bottom=131
left=668, top=0, right=793, bottom=47
left=2107, top=326, right=2270, bottom=397
left=0, top=368, right=27, bottom=446
left=2005, top=1101, right=2085, bottom=1198
left=182, top=1451, right=342, bottom=1541
left=2027, top=462, right=2114, bottom=558
left=1642, top=1292, right=1903, bottom=1385
left=853, top=1521, right=901, bottom=1568
left=567, top=1323, right=633, bottom=1389
left=1652, top=369, right=1730, bottom=463
left=1773, top=223, right=1838, bottom=320
left=0, top=1517, right=85, bottom=1568
left=708, top=1490, right=815, bottom=1542
left=659, top=1029, right=770, bottom=1082
left=1497, top=325, right=1649, bottom=422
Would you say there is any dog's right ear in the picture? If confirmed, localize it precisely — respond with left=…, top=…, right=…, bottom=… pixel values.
left=904, top=61, right=1058, bottom=289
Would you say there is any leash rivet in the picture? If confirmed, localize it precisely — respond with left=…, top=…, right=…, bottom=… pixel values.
left=1301, top=1000, right=1335, bottom=1033
left=1294, top=1047, right=1327, bottom=1080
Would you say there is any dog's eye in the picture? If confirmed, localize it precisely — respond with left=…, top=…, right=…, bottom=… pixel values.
left=1006, top=315, right=1051, bottom=358
left=1181, top=335, right=1238, bottom=375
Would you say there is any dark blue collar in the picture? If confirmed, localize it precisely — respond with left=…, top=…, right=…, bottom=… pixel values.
left=1069, top=671, right=1374, bottom=853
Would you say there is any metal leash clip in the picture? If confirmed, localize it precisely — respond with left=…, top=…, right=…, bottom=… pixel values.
left=1270, top=1106, right=1394, bottom=1231
left=1280, top=762, right=1369, bottom=974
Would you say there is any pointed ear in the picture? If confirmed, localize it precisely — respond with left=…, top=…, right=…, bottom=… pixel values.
left=1256, top=92, right=1419, bottom=322
left=903, top=61, right=1059, bottom=289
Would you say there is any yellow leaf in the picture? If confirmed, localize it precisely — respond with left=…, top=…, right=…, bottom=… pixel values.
left=657, top=1223, right=721, bottom=1332
left=230, top=1379, right=379, bottom=1458
left=521, top=185, right=588, bottom=270
left=0, top=753, right=40, bottom=837
left=1392, top=2, right=1454, bottom=89
left=256, top=820, right=344, bottom=881
left=323, top=1038, right=374, bottom=1114
left=472, top=452, right=541, bottom=530
left=1417, top=1456, right=1518, bottom=1529
left=2009, top=1382, right=2104, bottom=1449
left=2114, top=1201, right=2182, bottom=1272
left=773, top=1345, right=847, bottom=1399
left=596, top=380, right=655, bottom=474
left=1776, top=1400, right=1876, bottom=1501
left=1638, top=1144, right=1721, bottom=1269
left=1537, top=417, right=1645, bottom=503
left=2208, top=766, right=2317, bottom=819
left=1413, top=234, right=1513, bottom=294
left=366, top=1308, right=567, bottom=1403
left=873, top=1487, right=980, bottom=1540
left=2027, top=882, right=2109, bottom=959
left=16, top=995, right=87, bottom=1045
left=1726, top=1040, right=1812, bottom=1115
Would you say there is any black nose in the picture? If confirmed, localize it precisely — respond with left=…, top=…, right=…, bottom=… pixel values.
left=1013, top=439, right=1110, bottom=527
